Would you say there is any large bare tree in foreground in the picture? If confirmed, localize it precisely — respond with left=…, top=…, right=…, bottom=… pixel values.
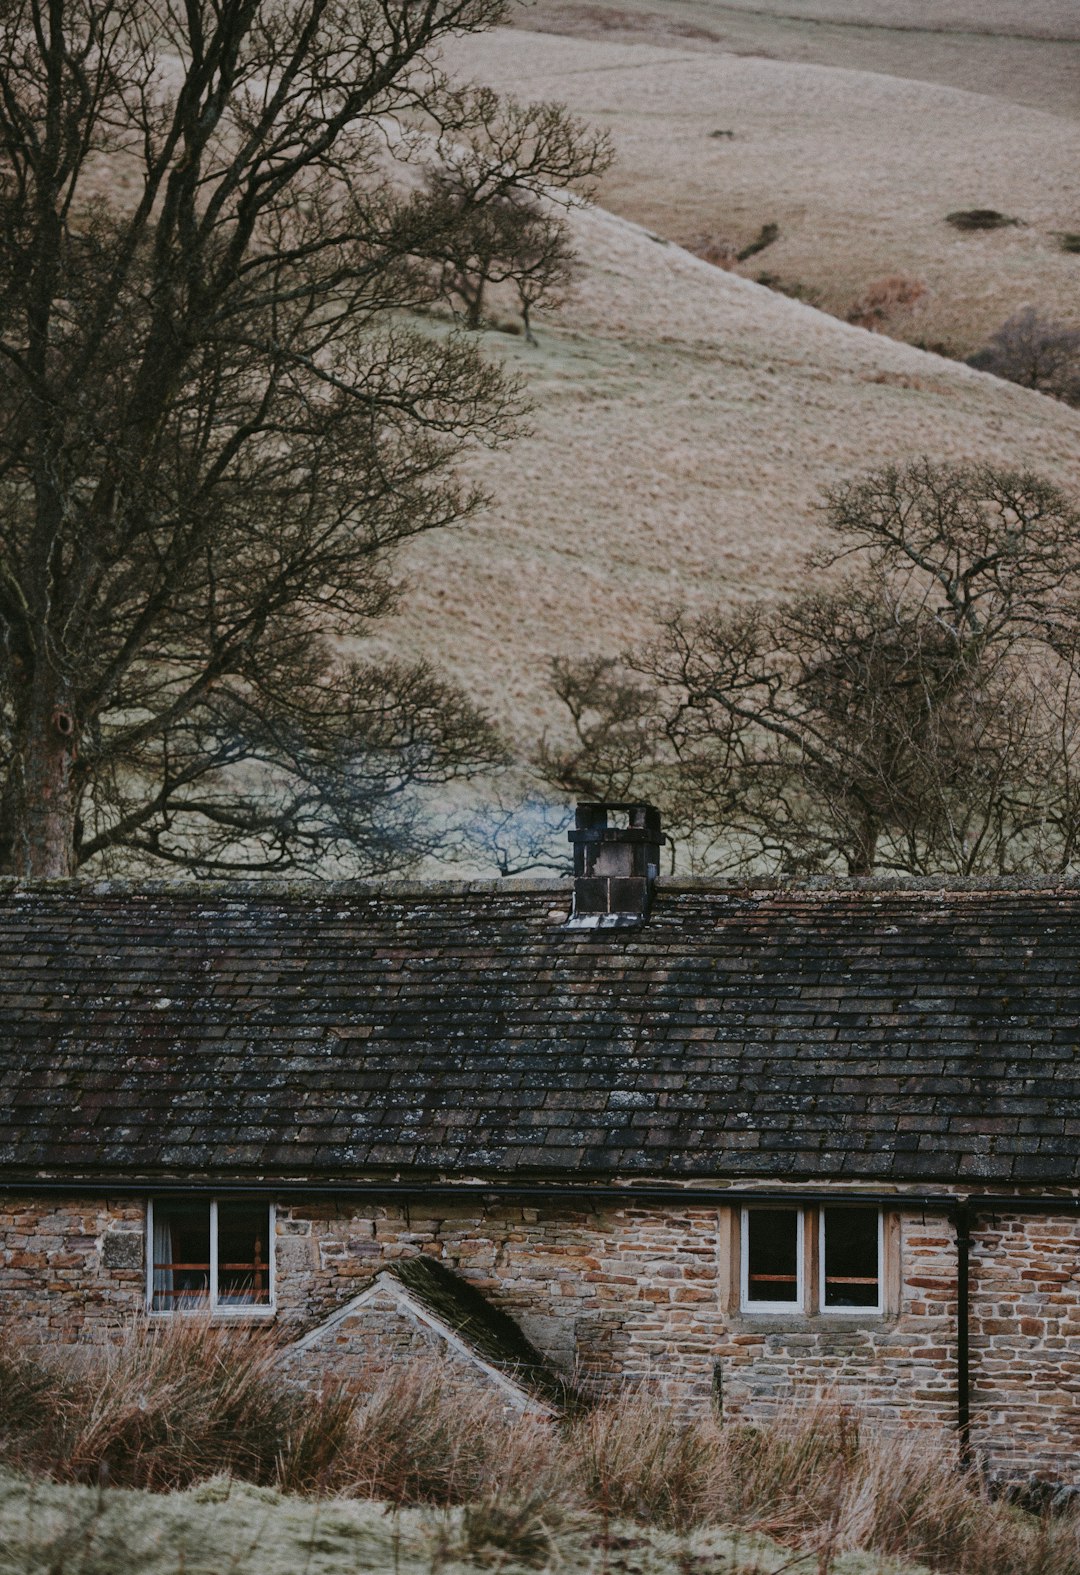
left=540, top=461, right=1080, bottom=877
left=0, top=0, right=608, bottom=877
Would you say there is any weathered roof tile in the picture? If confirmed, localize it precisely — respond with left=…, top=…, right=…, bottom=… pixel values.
left=2, top=879, right=1080, bottom=1185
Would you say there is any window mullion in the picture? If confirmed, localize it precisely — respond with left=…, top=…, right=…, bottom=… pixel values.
left=210, top=1199, right=219, bottom=1311
left=268, top=1202, right=276, bottom=1309
left=145, top=1198, right=154, bottom=1311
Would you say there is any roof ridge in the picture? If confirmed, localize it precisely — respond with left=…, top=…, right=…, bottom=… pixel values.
left=0, top=876, right=572, bottom=898
left=5, top=873, right=1080, bottom=898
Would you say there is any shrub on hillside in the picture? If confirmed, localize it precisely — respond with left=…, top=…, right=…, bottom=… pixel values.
left=686, top=234, right=739, bottom=269
left=946, top=208, right=1021, bottom=231
left=967, top=307, right=1080, bottom=405
left=737, top=221, right=780, bottom=262
left=847, top=275, right=928, bottom=332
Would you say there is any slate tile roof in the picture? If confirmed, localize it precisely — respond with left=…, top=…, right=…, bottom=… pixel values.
left=2, top=877, right=1080, bottom=1186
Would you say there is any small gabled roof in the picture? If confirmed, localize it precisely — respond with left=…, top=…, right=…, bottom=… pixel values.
left=387, top=1257, right=577, bottom=1410
left=290, top=1256, right=576, bottom=1412
left=2, top=876, right=1080, bottom=1187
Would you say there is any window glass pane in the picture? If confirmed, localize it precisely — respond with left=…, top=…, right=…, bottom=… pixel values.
left=823, top=1208, right=880, bottom=1308
left=152, top=1201, right=210, bottom=1311
left=217, top=1202, right=272, bottom=1307
left=746, top=1209, right=800, bottom=1303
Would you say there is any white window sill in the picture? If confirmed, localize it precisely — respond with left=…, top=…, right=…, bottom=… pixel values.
left=735, top=1309, right=890, bottom=1325
left=819, top=1306, right=884, bottom=1318
left=147, top=1308, right=277, bottom=1324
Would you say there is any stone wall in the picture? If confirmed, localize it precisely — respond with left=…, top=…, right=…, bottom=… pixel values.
left=969, top=1212, right=1080, bottom=1483
left=716, top=1214, right=958, bottom=1434
left=2, top=1192, right=1079, bottom=1481
left=0, top=1196, right=144, bottom=1344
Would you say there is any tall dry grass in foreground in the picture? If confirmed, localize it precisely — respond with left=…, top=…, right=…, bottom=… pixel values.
left=1, top=1321, right=1078, bottom=1574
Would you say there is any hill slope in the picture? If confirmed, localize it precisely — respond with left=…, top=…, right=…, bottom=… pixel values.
left=508, top=0, right=1080, bottom=122
left=443, top=27, right=1080, bottom=355
left=386, top=193, right=1080, bottom=748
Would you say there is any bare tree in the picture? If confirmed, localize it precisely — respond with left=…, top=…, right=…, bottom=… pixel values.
left=425, top=91, right=606, bottom=335
left=464, top=790, right=572, bottom=876
left=967, top=308, right=1080, bottom=405
left=536, top=656, right=659, bottom=803
left=0, top=0, right=606, bottom=877
left=540, top=462, right=1080, bottom=876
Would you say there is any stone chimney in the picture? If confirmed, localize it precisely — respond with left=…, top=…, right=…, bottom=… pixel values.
left=567, top=802, right=665, bottom=927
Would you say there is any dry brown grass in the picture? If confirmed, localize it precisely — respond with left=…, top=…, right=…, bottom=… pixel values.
left=564, top=1391, right=1080, bottom=1574
left=507, top=0, right=1080, bottom=123
left=381, top=190, right=1080, bottom=757
left=846, top=277, right=929, bottom=333
left=0, top=1324, right=559, bottom=1504
left=342, top=1360, right=563, bottom=1506
left=443, top=27, right=1080, bottom=356
left=3, top=1327, right=1079, bottom=1574
left=0, top=1321, right=355, bottom=1492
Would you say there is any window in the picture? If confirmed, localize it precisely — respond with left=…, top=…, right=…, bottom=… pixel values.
left=148, top=1199, right=274, bottom=1314
left=741, top=1207, right=804, bottom=1311
left=820, top=1206, right=882, bottom=1314
left=739, top=1205, right=884, bottom=1316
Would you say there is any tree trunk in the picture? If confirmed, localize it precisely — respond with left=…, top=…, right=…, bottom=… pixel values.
left=847, top=806, right=880, bottom=877
left=465, top=276, right=485, bottom=329
left=0, top=678, right=79, bottom=878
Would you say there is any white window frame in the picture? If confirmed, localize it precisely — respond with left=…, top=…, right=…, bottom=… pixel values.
left=146, top=1198, right=276, bottom=1317
left=740, top=1205, right=805, bottom=1313
left=818, top=1206, right=883, bottom=1317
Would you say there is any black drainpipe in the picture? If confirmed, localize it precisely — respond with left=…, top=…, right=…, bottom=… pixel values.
left=954, top=1199, right=972, bottom=1466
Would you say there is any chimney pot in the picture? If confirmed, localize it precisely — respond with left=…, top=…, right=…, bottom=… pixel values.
left=566, top=802, right=665, bottom=927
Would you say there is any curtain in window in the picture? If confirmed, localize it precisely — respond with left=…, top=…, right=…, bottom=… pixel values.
left=151, top=1209, right=174, bottom=1312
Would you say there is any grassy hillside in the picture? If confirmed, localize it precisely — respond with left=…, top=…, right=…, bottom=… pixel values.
left=384, top=192, right=1080, bottom=748
left=446, top=28, right=1080, bottom=355
left=508, top=0, right=1080, bottom=122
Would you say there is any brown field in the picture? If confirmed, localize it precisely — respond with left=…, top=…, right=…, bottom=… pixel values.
left=361, top=9, right=1080, bottom=777
left=509, top=0, right=1080, bottom=121
left=385, top=185, right=1080, bottom=748
left=442, top=27, right=1080, bottom=357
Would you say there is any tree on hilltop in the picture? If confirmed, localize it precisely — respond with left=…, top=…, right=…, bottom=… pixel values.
left=424, top=92, right=587, bottom=338
left=0, top=0, right=609, bottom=878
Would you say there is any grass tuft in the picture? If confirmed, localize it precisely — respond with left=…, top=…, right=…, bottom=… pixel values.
left=565, top=1391, right=717, bottom=1531
left=343, top=1359, right=562, bottom=1506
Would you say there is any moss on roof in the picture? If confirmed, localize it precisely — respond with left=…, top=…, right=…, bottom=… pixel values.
left=389, top=1257, right=581, bottom=1412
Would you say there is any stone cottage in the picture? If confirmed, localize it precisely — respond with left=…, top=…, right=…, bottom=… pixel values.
left=2, top=802, right=1080, bottom=1484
